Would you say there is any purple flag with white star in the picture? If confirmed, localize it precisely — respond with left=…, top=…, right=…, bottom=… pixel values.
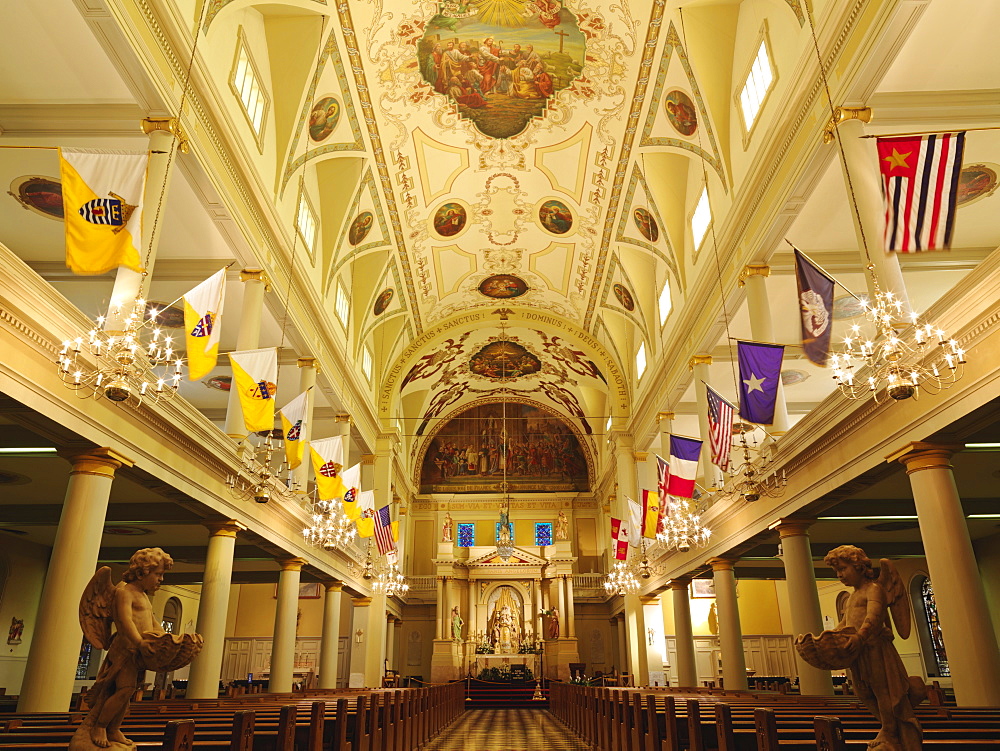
left=737, top=341, right=784, bottom=425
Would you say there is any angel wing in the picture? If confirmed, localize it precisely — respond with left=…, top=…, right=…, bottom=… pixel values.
left=79, top=566, right=115, bottom=649
left=877, top=558, right=912, bottom=640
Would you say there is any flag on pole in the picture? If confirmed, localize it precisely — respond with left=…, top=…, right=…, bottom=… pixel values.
left=278, top=390, right=309, bottom=470
left=877, top=132, right=966, bottom=252
left=341, top=463, right=361, bottom=520
left=310, top=437, right=346, bottom=501
left=737, top=341, right=784, bottom=425
left=666, top=435, right=702, bottom=498
left=656, top=454, right=669, bottom=533
left=610, top=518, right=629, bottom=561
left=374, top=505, right=396, bottom=555
left=58, top=148, right=147, bottom=275
left=706, top=385, right=735, bottom=473
left=627, top=497, right=643, bottom=548
left=356, top=490, right=376, bottom=538
left=228, top=347, right=278, bottom=433
left=793, top=249, right=835, bottom=366
left=182, top=269, right=227, bottom=380
left=640, top=488, right=660, bottom=539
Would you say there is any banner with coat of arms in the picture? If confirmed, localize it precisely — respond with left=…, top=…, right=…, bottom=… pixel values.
left=227, top=347, right=278, bottom=433
left=310, top=437, right=347, bottom=501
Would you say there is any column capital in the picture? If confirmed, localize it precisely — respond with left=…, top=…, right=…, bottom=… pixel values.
left=335, top=413, right=353, bottom=424
left=360, top=453, right=376, bottom=465
left=386, top=613, right=396, bottom=624
left=239, top=268, right=270, bottom=288
left=707, top=557, right=737, bottom=572
left=668, top=577, right=692, bottom=590
left=633, top=451, right=648, bottom=462
left=771, top=518, right=816, bottom=538
left=639, top=595, right=660, bottom=605
left=689, top=354, right=713, bottom=369
left=204, top=520, right=245, bottom=538
left=656, top=411, right=674, bottom=423
left=63, top=447, right=134, bottom=478
left=738, top=263, right=771, bottom=287
left=140, top=116, right=189, bottom=152
left=352, top=596, right=372, bottom=607
left=886, top=441, right=964, bottom=474
left=297, top=356, right=320, bottom=372
left=277, top=557, right=308, bottom=571
left=822, top=105, right=873, bottom=144
left=324, top=580, right=344, bottom=592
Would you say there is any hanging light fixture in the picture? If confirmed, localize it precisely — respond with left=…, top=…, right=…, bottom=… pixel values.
left=657, top=498, right=711, bottom=553
left=603, top=560, right=640, bottom=596
left=372, top=562, right=410, bottom=597
left=227, top=431, right=291, bottom=504
left=302, top=493, right=356, bottom=550
left=722, top=430, right=787, bottom=503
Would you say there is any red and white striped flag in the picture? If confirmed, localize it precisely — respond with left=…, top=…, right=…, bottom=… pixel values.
left=374, top=504, right=396, bottom=556
left=878, top=132, right=965, bottom=252
left=706, top=384, right=735, bottom=473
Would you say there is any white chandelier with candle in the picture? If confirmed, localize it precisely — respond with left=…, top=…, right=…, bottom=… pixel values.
left=603, top=560, right=640, bottom=596
left=657, top=498, right=711, bottom=553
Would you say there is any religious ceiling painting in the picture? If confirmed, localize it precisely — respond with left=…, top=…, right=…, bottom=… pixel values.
left=9, top=176, right=63, bottom=220
left=373, top=288, right=394, bottom=316
left=537, top=198, right=573, bottom=235
left=615, top=164, right=683, bottom=290
left=663, top=89, right=697, bottom=137
left=479, top=273, right=529, bottom=298
left=418, top=400, right=590, bottom=493
left=432, top=200, right=469, bottom=237
left=469, top=339, right=542, bottom=380
left=632, top=206, right=658, bottom=243
left=308, top=95, right=342, bottom=142
left=612, top=283, right=634, bottom=311
left=417, top=2, right=587, bottom=139
left=956, top=163, right=999, bottom=207
left=349, top=210, right=375, bottom=246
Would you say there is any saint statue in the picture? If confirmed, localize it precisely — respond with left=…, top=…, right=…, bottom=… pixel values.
left=441, top=512, right=454, bottom=543
left=555, top=510, right=569, bottom=540
left=796, top=546, right=927, bottom=751
left=488, top=587, right=522, bottom=652
left=546, top=608, right=560, bottom=639
left=74, top=548, right=203, bottom=750
left=451, top=605, right=464, bottom=641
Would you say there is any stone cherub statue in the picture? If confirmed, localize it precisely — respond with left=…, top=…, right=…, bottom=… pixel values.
left=72, top=548, right=203, bottom=750
left=795, top=545, right=927, bottom=751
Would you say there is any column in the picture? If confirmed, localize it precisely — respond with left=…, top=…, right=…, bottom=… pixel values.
left=641, top=596, right=668, bottom=687
left=609, top=617, right=620, bottom=672
left=349, top=597, right=372, bottom=686
left=386, top=615, right=396, bottom=671
left=435, top=577, right=444, bottom=640
left=708, top=558, right=747, bottom=690
left=224, top=269, right=268, bottom=439
left=442, top=577, right=453, bottom=639
left=624, top=593, right=649, bottom=685
left=187, top=520, right=245, bottom=699
left=364, top=592, right=388, bottom=687
left=670, top=578, right=698, bottom=688
left=105, top=119, right=180, bottom=328
left=616, top=613, right=628, bottom=675
left=690, top=356, right=724, bottom=489
left=468, top=579, right=477, bottom=644
left=556, top=574, right=567, bottom=630
left=19, top=449, right=133, bottom=713
left=564, top=575, right=576, bottom=638
left=829, top=109, right=909, bottom=308
left=393, top=618, right=403, bottom=673
left=740, top=264, right=790, bottom=435
left=270, top=557, right=306, bottom=693
left=611, top=430, right=636, bottom=507
left=291, top=357, right=319, bottom=494
left=890, top=443, right=1000, bottom=705
left=318, top=581, right=343, bottom=689
left=774, top=520, right=834, bottom=695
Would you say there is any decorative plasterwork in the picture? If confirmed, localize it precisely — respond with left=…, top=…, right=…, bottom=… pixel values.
left=328, top=168, right=393, bottom=283
left=613, top=162, right=682, bottom=287
left=534, top=123, right=593, bottom=203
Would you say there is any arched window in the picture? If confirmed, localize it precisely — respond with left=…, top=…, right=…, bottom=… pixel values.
left=161, top=597, right=182, bottom=634
left=835, top=591, right=849, bottom=623
left=910, top=574, right=949, bottom=677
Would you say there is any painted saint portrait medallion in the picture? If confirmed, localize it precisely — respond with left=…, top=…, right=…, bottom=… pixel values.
left=204, top=375, right=232, bottom=391
left=780, top=369, right=810, bottom=386
left=632, top=207, right=658, bottom=243
left=373, top=288, right=394, bottom=316
left=613, top=283, right=635, bottom=311
left=145, top=302, right=185, bottom=329
left=832, top=295, right=865, bottom=320
left=349, top=211, right=374, bottom=246
left=664, top=89, right=697, bottom=137
left=478, top=274, right=528, bottom=299
left=432, top=202, right=467, bottom=237
left=469, top=340, right=542, bottom=379
left=956, top=163, right=999, bottom=207
left=9, top=176, right=63, bottom=220
left=538, top=199, right=573, bottom=234
left=308, top=96, right=341, bottom=142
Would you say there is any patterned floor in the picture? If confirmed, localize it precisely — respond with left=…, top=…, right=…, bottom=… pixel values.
left=422, top=709, right=591, bottom=750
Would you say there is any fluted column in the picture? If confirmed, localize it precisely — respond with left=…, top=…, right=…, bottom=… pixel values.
left=775, top=520, right=834, bottom=695
left=224, top=269, right=269, bottom=439
left=318, top=581, right=344, bottom=689
left=19, top=449, right=133, bottom=712
left=890, top=442, right=1000, bottom=705
left=565, top=574, right=576, bottom=638
left=690, top=356, right=723, bottom=489
left=270, top=557, right=306, bottom=692
left=740, top=264, right=789, bottom=435
left=291, top=357, right=319, bottom=494
left=670, top=578, right=698, bottom=688
left=709, top=558, right=747, bottom=690
left=187, top=520, right=245, bottom=698
left=829, top=110, right=909, bottom=307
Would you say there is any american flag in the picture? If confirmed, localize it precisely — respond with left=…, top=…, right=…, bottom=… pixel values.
left=878, top=132, right=966, bottom=252
left=706, top=385, right=734, bottom=473
left=374, top=505, right=395, bottom=555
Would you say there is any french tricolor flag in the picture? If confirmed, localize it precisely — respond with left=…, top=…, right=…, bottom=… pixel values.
left=666, top=435, right=702, bottom=498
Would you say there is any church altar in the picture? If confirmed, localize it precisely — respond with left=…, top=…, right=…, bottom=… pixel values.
left=471, top=653, right=539, bottom=676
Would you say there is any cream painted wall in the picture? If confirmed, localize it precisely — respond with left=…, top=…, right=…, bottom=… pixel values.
left=398, top=605, right=436, bottom=681
left=229, top=583, right=326, bottom=639
left=150, top=583, right=203, bottom=681
left=659, top=578, right=784, bottom=636
left=973, top=531, right=1000, bottom=649
left=0, top=535, right=49, bottom=694
left=575, top=605, right=615, bottom=675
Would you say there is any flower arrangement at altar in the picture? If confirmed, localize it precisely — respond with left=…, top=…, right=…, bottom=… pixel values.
left=474, top=631, right=495, bottom=654
left=518, top=640, right=542, bottom=654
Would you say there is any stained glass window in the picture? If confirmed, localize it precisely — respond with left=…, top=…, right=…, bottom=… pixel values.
left=535, top=522, right=553, bottom=547
left=921, top=577, right=950, bottom=676
left=457, top=523, right=475, bottom=547
left=495, top=521, right=514, bottom=542
left=76, top=636, right=92, bottom=680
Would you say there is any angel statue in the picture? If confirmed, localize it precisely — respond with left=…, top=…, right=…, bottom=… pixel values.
left=73, top=548, right=203, bottom=750
left=795, top=546, right=927, bottom=751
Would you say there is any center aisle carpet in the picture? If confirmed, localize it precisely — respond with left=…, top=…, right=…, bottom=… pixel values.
left=422, top=708, right=590, bottom=751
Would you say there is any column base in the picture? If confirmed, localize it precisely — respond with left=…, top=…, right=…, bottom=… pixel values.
left=430, top=639, right=463, bottom=683
left=544, top=638, right=580, bottom=681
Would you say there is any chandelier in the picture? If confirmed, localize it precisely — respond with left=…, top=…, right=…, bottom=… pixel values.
left=58, top=298, right=184, bottom=406
left=603, top=560, right=640, bottom=596
left=723, top=430, right=787, bottom=503
left=657, top=498, right=712, bottom=553
left=372, top=562, right=409, bottom=597
left=302, top=494, right=356, bottom=550
left=227, top=431, right=291, bottom=504
left=830, top=279, right=966, bottom=402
